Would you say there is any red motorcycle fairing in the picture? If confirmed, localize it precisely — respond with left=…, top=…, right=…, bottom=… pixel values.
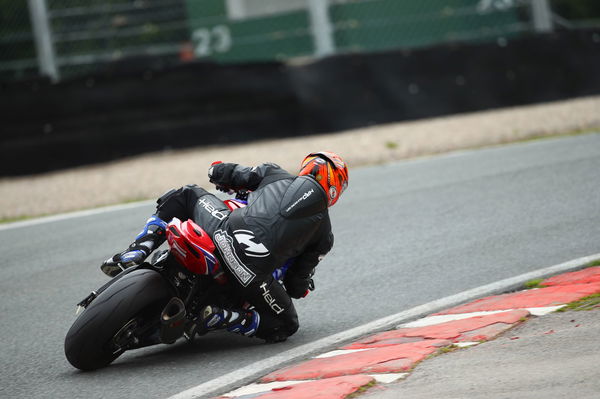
left=224, top=198, right=247, bottom=210
left=164, top=197, right=248, bottom=282
left=166, top=217, right=219, bottom=276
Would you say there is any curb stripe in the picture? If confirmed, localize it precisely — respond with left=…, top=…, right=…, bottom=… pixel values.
left=314, top=349, right=372, bottom=359
left=221, top=374, right=407, bottom=398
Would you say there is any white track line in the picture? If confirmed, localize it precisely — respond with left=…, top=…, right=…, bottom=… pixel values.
left=0, top=200, right=155, bottom=231
left=455, top=342, right=480, bottom=348
left=167, top=253, right=600, bottom=399
left=314, top=348, right=372, bottom=359
left=0, top=189, right=230, bottom=231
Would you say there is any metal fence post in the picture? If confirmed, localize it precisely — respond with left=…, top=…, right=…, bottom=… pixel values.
left=531, top=0, right=554, bottom=33
left=307, top=0, right=335, bottom=57
left=27, top=0, right=60, bottom=81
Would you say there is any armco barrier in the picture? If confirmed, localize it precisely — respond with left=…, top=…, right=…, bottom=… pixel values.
left=1, top=29, right=599, bottom=176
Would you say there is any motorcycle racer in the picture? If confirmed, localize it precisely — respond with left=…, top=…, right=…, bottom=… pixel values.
left=101, top=151, right=348, bottom=343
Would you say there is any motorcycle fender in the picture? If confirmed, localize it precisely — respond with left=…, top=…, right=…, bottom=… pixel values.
left=75, top=269, right=172, bottom=324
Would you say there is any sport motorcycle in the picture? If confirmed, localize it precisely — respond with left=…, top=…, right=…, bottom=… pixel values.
left=64, top=192, right=287, bottom=370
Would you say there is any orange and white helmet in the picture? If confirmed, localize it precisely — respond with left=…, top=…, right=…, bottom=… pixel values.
left=299, top=151, right=349, bottom=207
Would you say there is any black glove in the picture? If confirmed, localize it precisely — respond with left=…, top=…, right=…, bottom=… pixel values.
left=284, top=273, right=315, bottom=299
left=215, top=184, right=232, bottom=193
left=208, top=161, right=232, bottom=193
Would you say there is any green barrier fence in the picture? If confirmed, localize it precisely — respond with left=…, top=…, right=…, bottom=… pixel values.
left=2, top=0, right=599, bottom=81
left=184, top=0, right=526, bottom=62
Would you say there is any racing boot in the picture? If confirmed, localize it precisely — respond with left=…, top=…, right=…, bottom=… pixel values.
left=196, top=305, right=260, bottom=337
left=100, top=215, right=167, bottom=277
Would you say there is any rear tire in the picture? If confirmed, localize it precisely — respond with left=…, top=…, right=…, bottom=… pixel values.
left=64, top=269, right=171, bottom=370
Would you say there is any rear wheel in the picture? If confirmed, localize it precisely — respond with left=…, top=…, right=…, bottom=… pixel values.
left=64, top=269, right=172, bottom=370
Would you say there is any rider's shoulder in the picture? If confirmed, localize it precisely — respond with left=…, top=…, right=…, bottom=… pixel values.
left=279, top=176, right=328, bottom=218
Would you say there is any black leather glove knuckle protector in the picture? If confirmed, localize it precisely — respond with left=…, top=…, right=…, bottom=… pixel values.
left=284, top=274, right=311, bottom=299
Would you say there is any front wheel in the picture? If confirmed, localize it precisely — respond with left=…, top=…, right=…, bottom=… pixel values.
left=64, top=269, right=172, bottom=370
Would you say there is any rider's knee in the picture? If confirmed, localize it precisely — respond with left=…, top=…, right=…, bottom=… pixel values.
left=283, top=314, right=299, bottom=337
left=157, top=185, right=207, bottom=204
left=254, top=307, right=299, bottom=343
left=260, top=321, right=299, bottom=343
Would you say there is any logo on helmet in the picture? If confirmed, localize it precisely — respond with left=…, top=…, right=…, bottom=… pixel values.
left=329, top=186, right=337, bottom=201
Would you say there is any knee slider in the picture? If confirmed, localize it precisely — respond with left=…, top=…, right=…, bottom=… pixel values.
left=275, top=309, right=299, bottom=338
left=285, top=317, right=299, bottom=337
left=260, top=325, right=294, bottom=343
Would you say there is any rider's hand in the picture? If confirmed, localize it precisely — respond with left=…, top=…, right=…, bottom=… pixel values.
left=208, top=161, right=233, bottom=193
left=208, top=161, right=222, bottom=184
left=215, top=184, right=233, bottom=194
left=284, top=274, right=314, bottom=299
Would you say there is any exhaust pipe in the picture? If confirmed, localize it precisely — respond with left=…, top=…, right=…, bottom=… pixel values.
left=159, top=297, right=186, bottom=344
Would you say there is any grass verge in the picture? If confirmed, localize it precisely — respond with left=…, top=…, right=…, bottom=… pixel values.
left=523, top=279, right=544, bottom=289
left=346, top=380, right=378, bottom=399
left=556, top=293, right=600, bottom=312
left=585, top=259, right=600, bottom=268
left=0, top=214, right=41, bottom=224
left=424, top=344, right=461, bottom=361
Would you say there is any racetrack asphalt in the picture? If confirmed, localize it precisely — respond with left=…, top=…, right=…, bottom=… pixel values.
left=1, top=133, right=600, bottom=399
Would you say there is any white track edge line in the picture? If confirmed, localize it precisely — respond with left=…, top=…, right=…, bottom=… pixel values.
left=167, top=252, right=600, bottom=399
left=0, top=200, right=155, bottom=230
left=0, top=190, right=229, bottom=231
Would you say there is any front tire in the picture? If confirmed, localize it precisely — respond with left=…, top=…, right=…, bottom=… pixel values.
left=64, top=269, right=172, bottom=370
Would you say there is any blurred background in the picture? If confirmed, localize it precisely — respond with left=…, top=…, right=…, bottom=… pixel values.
left=1, top=0, right=599, bottom=176
left=2, top=0, right=599, bottom=81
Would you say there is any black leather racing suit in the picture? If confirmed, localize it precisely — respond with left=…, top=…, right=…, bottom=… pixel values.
left=155, top=163, right=333, bottom=341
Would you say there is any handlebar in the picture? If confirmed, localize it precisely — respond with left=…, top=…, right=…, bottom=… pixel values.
left=234, top=190, right=249, bottom=201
